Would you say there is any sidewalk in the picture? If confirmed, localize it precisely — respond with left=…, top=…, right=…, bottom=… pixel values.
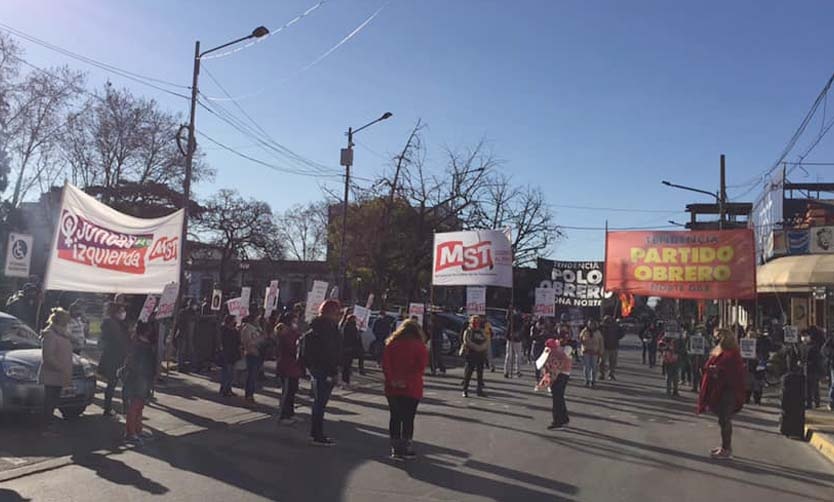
left=806, top=407, right=834, bottom=466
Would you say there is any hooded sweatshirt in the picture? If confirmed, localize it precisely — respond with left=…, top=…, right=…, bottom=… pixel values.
left=39, top=323, right=74, bottom=387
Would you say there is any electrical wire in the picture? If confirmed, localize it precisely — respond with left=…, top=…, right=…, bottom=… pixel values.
left=561, top=225, right=679, bottom=231
left=0, top=22, right=190, bottom=99
left=551, top=204, right=684, bottom=214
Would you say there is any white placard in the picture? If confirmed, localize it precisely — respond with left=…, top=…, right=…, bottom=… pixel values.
left=138, top=295, right=158, bottom=323
left=784, top=325, right=799, bottom=343
left=535, top=347, right=551, bottom=370
left=353, top=305, right=371, bottom=330
left=4, top=233, right=33, bottom=278
left=534, top=287, right=556, bottom=317
left=43, top=183, right=184, bottom=294
left=365, top=294, right=374, bottom=310
left=305, top=280, right=329, bottom=322
left=432, top=230, right=513, bottom=288
left=688, top=334, right=705, bottom=355
left=210, top=289, right=223, bottom=311
left=408, top=303, right=425, bottom=325
left=740, top=338, right=757, bottom=360
left=264, top=280, right=279, bottom=314
left=466, top=286, right=487, bottom=316
left=226, top=297, right=243, bottom=318
left=240, top=287, right=251, bottom=308
left=156, top=282, right=179, bottom=319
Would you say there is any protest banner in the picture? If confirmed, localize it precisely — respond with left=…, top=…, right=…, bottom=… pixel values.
left=305, top=280, right=329, bottom=322
left=408, top=303, right=425, bottom=325
left=43, top=183, right=184, bottom=294
left=211, top=289, right=223, bottom=311
left=740, top=338, right=757, bottom=359
left=466, top=286, right=487, bottom=315
left=688, top=334, right=705, bottom=355
left=4, top=233, right=33, bottom=278
left=784, top=325, right=799, bottom=343
left=432, top=230, right=513, bottom=288
left=226, top=297, right=244, bottom=318
left=138, top=295, right=158, bottom=323
left=353, top=305, right=371, bottom=330
left=156, top=282, right=179, bottom=319
left=533, top=288, right=556, bottom=317
left=539, top=261, right=607, bottom=308
left=604, top=229, right=756, bottom=300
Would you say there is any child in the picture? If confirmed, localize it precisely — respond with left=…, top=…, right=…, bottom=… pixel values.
left=123, top=322, right=157, bottom=443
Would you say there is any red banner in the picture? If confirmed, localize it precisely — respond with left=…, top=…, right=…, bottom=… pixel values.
left=605, top=229, right=756, bottom=300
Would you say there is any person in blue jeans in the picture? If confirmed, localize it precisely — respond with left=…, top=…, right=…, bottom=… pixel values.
left=579, top=320, right=603, bottom=388
left=301, top=299, right=343, bottom=446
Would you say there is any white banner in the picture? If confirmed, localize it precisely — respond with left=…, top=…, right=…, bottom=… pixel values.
left=534, top=288, right=556, bottom=317
left=408, top=303, right=425, bottom=325
left=305, top=280, right=329, bottom=322
left=156, top=282, right=179, bottom=319
left=432, top=230, right=513, bottom=288
left=43, top=184, right=184, bottom=293
left=4, top=233, right=33, bottom=278
left=466, top=286, right=487, bottom=315
left=353, top=305, right=371, bottom=330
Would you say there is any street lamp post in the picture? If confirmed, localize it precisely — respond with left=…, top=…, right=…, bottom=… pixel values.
left=338, top=112, right=393, bottom=302
left=179, top=25, right=269, bottom=297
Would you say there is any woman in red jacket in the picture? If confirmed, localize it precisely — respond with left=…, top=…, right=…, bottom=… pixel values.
left=697, top=328, right=746, bottom=460
left=383, top=319, right=429, bottom=460
left=276, top=314, right=304, bottom=425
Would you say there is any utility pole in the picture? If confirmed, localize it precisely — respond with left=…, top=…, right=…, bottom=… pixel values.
left=719, top=154, right=726, bottom=327
left=181, top=41, right=200, bottom=296
left=339, top=129, right=354, bottom=302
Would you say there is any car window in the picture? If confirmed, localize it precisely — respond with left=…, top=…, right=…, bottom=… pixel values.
left=0, top=318, right=42, bottom=350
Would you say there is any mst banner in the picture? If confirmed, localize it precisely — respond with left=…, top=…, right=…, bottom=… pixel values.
left=44, top=184, right=184, bottom=294
left=605, top=229, right=756, bottom=300
left=432, top=230, right=513, bottom=288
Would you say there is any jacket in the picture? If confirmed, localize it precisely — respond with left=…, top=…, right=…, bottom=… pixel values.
left=122, top=339, right=157, bottom=400
left=342, top=321, right=363, bottom=358
left=601, top=320, right=624, bottom=350
left=383, top=337, right=429, bottom=399
left=302, top=316, right=342, bottom=377
left=240, top=322, right=263, bottom=357
left=461, top=327, right=489, bottom=355
left=580, top=328, right=604, bottom=356
left=99, top=317, right=130, bottom=380
left=537, top=338, right=572, bottom=390
left=800, top=342, right=824, bottom=376
left=220, top=326, right=242, bottom=365
left=277, top=326, right=304, bottom=378
left=697, top=348, right=746, bottom=415
left=39, top=324, right=74, bottom=387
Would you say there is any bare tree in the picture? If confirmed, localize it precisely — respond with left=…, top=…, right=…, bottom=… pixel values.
left=198, top=189, right=282, bottom=289
left=277, top=201, right=329, bottom=261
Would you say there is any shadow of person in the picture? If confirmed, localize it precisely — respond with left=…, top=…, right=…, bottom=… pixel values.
left=0, top=489, right=31, bottom=501
left=71, top=451, right=169, bottom=495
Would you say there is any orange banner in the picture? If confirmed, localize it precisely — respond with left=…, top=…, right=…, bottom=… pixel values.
left=605, top=229, right=756, bottom=300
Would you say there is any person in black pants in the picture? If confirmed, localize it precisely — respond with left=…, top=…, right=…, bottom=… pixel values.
left=644, top=321, right=661, bottom=369
left=340, top=314, right=362, bottom=386
left=428, top=314, right=446, bottom=375
left=800, top=331, right=824, bottom=409
left=99, top=301, right=130, bottom=417
left=461, top=317, right=489, bottom=397
left=383, top=320, right=429, bottom=459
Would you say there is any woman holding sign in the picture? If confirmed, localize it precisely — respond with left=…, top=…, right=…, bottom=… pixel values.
left=697, top=328, right=746, bottom=460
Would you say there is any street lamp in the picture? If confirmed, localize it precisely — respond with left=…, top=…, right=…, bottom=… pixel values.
left=338, top=112, right=393, bottom=301
left=180, top=26, right=269, bottom=297
left=660, top=180, right=723, bottom=230
left=668, top=220, right=686, bottom=228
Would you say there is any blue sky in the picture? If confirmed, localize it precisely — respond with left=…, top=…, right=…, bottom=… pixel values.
left=3, top=0, right=834, bottom=261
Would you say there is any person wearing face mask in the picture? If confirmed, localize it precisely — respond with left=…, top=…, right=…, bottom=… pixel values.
left=99, top=300, right=130, bottom=417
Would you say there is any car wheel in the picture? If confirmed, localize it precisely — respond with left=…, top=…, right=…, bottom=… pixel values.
left=370, top=340, right=384, bottom=360
left=59, top=406, right=86, bottom=420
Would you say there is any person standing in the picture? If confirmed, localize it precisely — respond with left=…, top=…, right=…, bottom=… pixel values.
left=536, top=338, right=572, bottom=430
left=661, top=334, right=681, bottom=397
left=645, top=321, right=661, bottom=368
left=579, top=319, right=604, bottom=388
left=383, top=320, right=429, bottom=460
left=219, top=315, right=241, bottom=397
left=461, top=316, right=489, bottom=397
left=823, top=331, right=834, bottom=411
left=67, top=301, right=88, bottom=355
left=504, top=306, right=524, bottom=379
left=530, top=319, right=547, bottom=381
left=122, top=322, right=157, bottom=443
left=175, top=300, right=198, bottom=373
left=800, top=330, right=824, bottom=409
left=340, top=314, right=362, bottom=387
left=697, top=328, right=746, bottom=460
left=482, top=316, right=495, bottom=373
left=240, top=314, right=264, bottom=406
left=39, top=308, right=73, bottom=433
left=277, top=315, right=304, bottom=424
left=99, top=301, right=130, bottom=417
left=301, top=299, right=343, bottom=446
left=599, top=316, right=624, bottom=381
left=428, top=313, right=447, bottom=376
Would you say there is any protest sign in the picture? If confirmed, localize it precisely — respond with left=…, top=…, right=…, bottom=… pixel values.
left=539, top=261, right=606, bottom=308
left=534, top=287, right=556, bottom=317
left=44, top=183, right=184, bottom=294
left=305, top=280, right=329, bottom=322
left=264, top=280, right=279, bottom=315
left=605, top=229, right=756, bottom=300
left=365, top=294, right=374, bottom=310
left=433, top=230, right=513, bottom=288
left=688, top=334, right=705, bottom=355
left=353, top=305, right=371, bottom=330
left=226, top=297, right=243, bottom=318
left=211, top=289, right=223, bottom=311
left=138, top=295, right=158, bottom=323
left=408, top=303, right=425, bottom=325
left=4, top=233, right=33, bottom=278
left=466, top=286, right=487, bottom=315
left=740, top=338, right=757, bottom=360
left=784, top=325, right=799, bottom=343
left=156, top=283, right=179, bottom=319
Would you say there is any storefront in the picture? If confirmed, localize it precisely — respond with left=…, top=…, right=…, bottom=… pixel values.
left=756, top=254, right=834, bottom=333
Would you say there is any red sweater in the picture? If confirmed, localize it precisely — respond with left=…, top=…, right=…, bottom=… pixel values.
left=383, top=337, right=429, bottom=399
left=697, top=348, right=746, bottom=415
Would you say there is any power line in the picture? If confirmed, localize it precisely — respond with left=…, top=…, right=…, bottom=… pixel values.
left=561, top=225, right=679, bottom=231
left=0, top=22, right=190, bottom=99
left=551, top=204, right=684, bottom=214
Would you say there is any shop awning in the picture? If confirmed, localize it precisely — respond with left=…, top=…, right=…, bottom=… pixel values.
left=757, top=254, right=834, bottom=293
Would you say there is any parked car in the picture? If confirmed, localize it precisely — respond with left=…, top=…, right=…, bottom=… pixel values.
left=433, top=312, right=466, bottom=355
left=0, top=312, right=96, bottom=418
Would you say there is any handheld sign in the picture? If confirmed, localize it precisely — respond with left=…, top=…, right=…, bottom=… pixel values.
left=784, top=325, right=799, bottom=343
left=740, top=338, right=757, bottom=360
left=466, top=286, right=487, bottom=316
left=156, top=283, right=179, bottom=319
left=138, top=295, right=158, bottom=323
left=688, top=334, right=705, bottom=355
left=211, top=289, right=223, bottom=311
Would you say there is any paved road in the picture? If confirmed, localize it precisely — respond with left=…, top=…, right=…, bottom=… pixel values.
left=2, top=336, right=833, bottom=502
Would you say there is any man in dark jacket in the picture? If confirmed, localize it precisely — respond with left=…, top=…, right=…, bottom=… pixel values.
left=800, top=331, right=824, bottom=409
left=823, top=332, right=834, bottom=411
left=600, top=315, right=625, bottom=381
left=302, top=299, right=342, bottom=446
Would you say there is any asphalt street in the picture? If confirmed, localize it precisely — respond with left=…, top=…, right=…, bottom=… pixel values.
left=1, top=335, right=833, bottom=502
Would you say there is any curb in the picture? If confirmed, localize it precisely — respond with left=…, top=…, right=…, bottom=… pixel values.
left=805, top=425, right=834, bottom=465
